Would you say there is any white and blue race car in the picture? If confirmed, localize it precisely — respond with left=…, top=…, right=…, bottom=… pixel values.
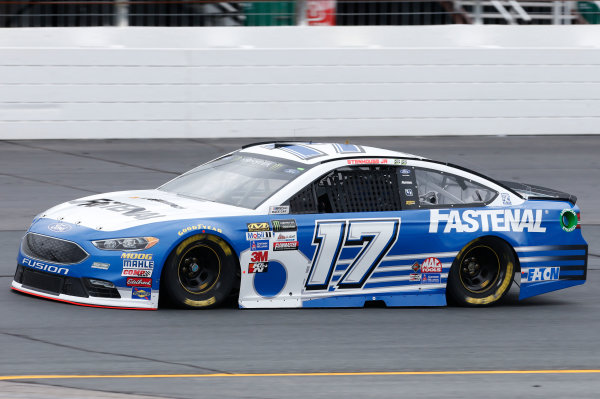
left=12, top=142, right=587, bottom=309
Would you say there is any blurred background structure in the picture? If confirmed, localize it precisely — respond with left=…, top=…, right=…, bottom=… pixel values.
left=2, top=0, right=600, bottom=27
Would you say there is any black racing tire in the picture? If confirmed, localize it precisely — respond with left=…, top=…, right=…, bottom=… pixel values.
left=446, top=237, right=515, bottom=306
left=161, top=234, right=237, bottom=309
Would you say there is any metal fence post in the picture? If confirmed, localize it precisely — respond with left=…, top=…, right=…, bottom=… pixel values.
left=296, top=0, right=308, bottom=25
left=474, top=0, right=483, bottom=24
left=115, top=0, right=129, bottom=26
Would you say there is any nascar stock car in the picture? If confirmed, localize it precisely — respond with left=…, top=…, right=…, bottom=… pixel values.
left=12, top=142, right=587, bottom=309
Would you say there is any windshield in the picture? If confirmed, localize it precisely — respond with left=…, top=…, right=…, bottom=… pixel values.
left=159, top=153, right=309, bottom=209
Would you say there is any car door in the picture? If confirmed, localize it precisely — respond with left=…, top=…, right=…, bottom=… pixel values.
left=277, top=162, right=432, bottom=307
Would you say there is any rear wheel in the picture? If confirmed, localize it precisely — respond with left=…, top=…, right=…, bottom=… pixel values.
left=447, top=237, right=515, bottom=306
left=162, top=234, right=237, bottom=309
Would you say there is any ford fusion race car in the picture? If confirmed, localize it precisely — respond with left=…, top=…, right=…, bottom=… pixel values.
left=12, top=142, right=587, bottom=309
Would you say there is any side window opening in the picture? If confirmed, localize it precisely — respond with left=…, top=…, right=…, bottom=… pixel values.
left=288, top=166, right=402, bottom=214
left=415, top=168, right=497, bottom=207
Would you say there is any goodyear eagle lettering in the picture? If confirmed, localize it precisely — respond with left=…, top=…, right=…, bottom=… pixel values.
left=429, top=209, right=546, bottom=233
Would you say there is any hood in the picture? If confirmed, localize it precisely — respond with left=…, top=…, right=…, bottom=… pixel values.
left=38, top=190, right=251, bottom=231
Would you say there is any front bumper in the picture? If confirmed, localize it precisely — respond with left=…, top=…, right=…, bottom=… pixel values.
left=12, top=264, right=158, bottom=310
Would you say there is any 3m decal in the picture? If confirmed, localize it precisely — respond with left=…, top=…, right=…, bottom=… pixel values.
left=248, top=262, right=268, bottom=273
left=273, top=241, right=299, bottom=251
left=22, top=258, right=69, bottom=275
left=69, top=199, right=165, bottom=220
left=429, top=209, right=546, bottom=233
left=132, top=287, right=151, bottom=300
left=306, top=219, right=400, bottom=290
left=246, top=231, right=272, bottom=241
left=178, top=223, right=222, bottom=236
left=126, top=277, right=152, bottom=287
left=250, top=240, right=269, bottom=251
left=523, top=267, right=560, bottom=282
left=272, top=219, right=297, bottom=232
left=247, top=222, right=270, bottom=232
left=421, top=257, right=442, bottom=273
left=250, top=251, right=269, bottom=263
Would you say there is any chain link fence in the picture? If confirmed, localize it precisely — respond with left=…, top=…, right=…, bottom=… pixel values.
left=0, top=0, right=597, bottom=27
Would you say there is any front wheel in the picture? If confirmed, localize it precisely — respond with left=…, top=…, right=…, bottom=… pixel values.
left=162, top=234, right=237, bottom=309
left=446, top=237, right=515, bottom=306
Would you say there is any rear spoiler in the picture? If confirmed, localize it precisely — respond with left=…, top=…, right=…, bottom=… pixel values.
left=499, top=181, right=577, bottom=205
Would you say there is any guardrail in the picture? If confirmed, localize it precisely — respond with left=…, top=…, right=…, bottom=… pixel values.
left=1, top=0, right=597, bottom=27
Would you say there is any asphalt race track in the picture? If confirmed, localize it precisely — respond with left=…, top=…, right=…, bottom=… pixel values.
left=0, top=136, right=599, bottom=399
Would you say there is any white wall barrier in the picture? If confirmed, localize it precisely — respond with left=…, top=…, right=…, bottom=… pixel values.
left=2, top=25, right=600, bottom=139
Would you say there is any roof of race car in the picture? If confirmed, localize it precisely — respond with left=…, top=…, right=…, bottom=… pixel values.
left=239, top=142, right=425, bottom=164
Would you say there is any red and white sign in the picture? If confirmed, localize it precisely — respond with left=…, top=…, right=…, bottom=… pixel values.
left=127, top=277, right=152, bottom=287
left=421, top=257, right=443, bottom=273
left=307, top=0, right=336, bottom=26
left=122, top=269, right=152, bottom=277
left=273, top=241, right=299, bottom=251
left=248, top=262, right=268, bottom=273
left=250, top=251, right=268, bottom=263
left=347, top=159, right=388, bottom=165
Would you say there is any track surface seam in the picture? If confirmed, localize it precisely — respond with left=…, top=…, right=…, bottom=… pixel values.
left=0, top=331, right=230, bottom=375
left=2, top=141, right=180, bottom=175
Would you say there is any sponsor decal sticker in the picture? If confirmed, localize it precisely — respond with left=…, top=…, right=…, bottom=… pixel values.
left=273, top=241, right=299, bottom=251
left=394, top=160, right=408, bottom=165
left=560, top=209, right=578, bottom=232
left=272, top=219, right=297, bottom=232
left=501, top=193, right=511, bottom=205
left=121, top=253, right=153, bottom=260
left=422, top=273, right=441, bottom=284
left=248, top=262, right=268, bottom=273
left=247, top=222, right=270, bottom=232
left=250, top=240, right=269, bottom=251
left=399, top=168, right=411, bottom=174
left=401, top=181, right=413, bottom=185
left=275, top=232, right=297, bottom=241
left=246, top=231, right=273, bottom=241
left=122, top=269, right=152, bottom=277
left=22, top=257, right=68, bottom=275
left=429, top=209, right=546, bottom=233
left=269, top=206, right=290, bottom=215
left=91, top=262, right=110, bottom=270
left=132, top=287, right=151, bottom=300
left=48, top=223, right=71, bottom=233
left=411, top=262, right=420, bottom=273
left=69, top=198, right=165, bottom=220
left=523, top=267, right=560, bottom=282
left=250, top=251, right=269, bottom=263
left=178, top=223, right=222, bottom=236
left=409, top=273, right=421, bottom=282
left=405, top=188, right=413, bottom=197
left=405, top=200, right=416, bottom=206
left=421, top=257, right=442, bottom=273
left=347, top=159, right=388, bottom=165
left=127, top=277, right=152, bottom=287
